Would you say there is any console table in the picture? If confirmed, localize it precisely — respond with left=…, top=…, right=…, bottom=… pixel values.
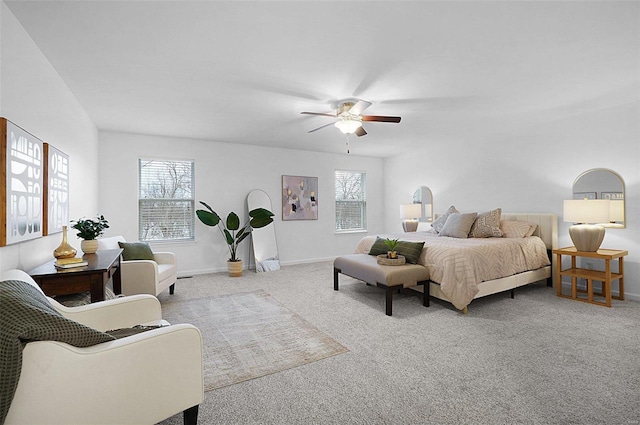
left=28, top=249, right=123, bottom=303
left=553, top=246, right=627, bottom=307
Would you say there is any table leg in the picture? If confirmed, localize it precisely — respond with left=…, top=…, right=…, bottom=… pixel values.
left=89, top=274, right=105, bottom=303
left=555, top=253, right=562, bottom=296
left=587, top=278, right=593, bottom=302
left=113, top=257, right=122, bottom=295
left=619, top=257, right=625, bottom=300
left=605, top=259, right=612, bottom=307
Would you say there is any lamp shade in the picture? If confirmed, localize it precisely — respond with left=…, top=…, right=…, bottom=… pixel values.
left=563, top=199, right=610, bottom=252
left=609, top=200, right=624, bottom=222
left=400, top=203, right=422, bottom=219
left=334, top=119, right=362, bottom=134
left=563, top=199, right=610, bottom=223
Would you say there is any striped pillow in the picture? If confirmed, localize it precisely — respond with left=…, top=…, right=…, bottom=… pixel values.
left=395, top=240, right=425, bottom=264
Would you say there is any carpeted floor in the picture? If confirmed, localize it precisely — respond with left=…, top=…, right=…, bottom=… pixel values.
left=157, top=261, right=640, bottom=425
left=161, top=290, right=348, bottom=391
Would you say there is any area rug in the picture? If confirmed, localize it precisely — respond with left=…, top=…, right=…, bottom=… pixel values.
left=161, top=290, right=348, bottom=392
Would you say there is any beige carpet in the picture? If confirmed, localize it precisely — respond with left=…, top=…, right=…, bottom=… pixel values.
left=161, top=290, right=348, bottom=391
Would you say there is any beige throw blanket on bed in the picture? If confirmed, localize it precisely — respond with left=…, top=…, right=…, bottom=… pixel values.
left=354, top=232, right=550, bottom=310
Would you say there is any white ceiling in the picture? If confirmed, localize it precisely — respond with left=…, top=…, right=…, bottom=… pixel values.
left=5, top=0, right=639, bottom=157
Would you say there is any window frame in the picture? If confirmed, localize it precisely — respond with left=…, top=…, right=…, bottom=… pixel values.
left=334, top=169, right=367, bottom=233
left=138, top=158, right=196, bottom=242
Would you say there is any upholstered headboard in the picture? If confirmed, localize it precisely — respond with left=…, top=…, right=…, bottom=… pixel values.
left=501, top=213, right=558, bottom=251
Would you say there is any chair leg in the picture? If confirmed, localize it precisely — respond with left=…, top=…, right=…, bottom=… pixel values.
left=333, top=267, right=340, bottom=290
left=183, top=405, right=199, bottom=425
left=170, top=283, right=175, bottom=295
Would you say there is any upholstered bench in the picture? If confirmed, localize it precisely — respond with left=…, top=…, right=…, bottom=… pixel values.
left=333, top=254, right=430, bottom=316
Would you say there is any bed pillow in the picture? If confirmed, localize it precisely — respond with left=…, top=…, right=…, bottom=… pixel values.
left=118, top=242, right=155, bottom=261
left=438, top=212, right=478, bottom=239
left=500, top=220, right=531, bottom=238
left=469, top=208, right=503, bottom=238
left=431, top=205, right=459, bottom=233
left=368, top=237, right=389, bottom=256
left=395, top=241, right=425, bottom=264
left=525, top=223, right=538, bottom=237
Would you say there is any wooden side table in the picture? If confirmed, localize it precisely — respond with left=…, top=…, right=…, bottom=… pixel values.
left=553, top=246, right=627, bottom=307
left=28, top=249, right=123, bottom=303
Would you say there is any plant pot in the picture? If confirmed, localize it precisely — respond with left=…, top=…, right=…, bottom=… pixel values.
left=227, top=260, right=243, bottom=277
left=81, top=239, right=99, bottom=254
left=387, top=251, right=398, bottom=259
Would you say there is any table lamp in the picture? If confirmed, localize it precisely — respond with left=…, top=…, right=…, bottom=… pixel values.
left=608, top=200, right=624, bottom=224
left=400, top=203, right=422, bottom=232
left=563, top=199, right=610, bottom=252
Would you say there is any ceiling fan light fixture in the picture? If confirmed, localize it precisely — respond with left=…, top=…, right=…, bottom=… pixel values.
left=334, top=118, right=362, bottom=134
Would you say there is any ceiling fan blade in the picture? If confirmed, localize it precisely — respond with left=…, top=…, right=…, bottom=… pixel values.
left=348, top=100, right=372, bottom=116
left=308, top=122, right=335, bottom=133
left=355, top=127, right=367, bottom=137
left=301, top=112, right=336, bottom=118
left=361, top=115, right=402, bottom=123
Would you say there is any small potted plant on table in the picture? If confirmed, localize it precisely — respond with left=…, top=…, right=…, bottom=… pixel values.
left=71, top=215, right=110, bottom=254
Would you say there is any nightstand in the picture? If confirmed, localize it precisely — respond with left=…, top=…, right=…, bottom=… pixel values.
left=553, top=247, right=628, bottom=307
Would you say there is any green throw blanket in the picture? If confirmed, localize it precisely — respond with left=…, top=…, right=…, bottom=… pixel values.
left=0, top=280, right=116, bottom=424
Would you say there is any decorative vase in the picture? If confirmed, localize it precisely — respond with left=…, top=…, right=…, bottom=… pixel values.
left=53, top=226, right=77, bottom=259
left=227, top=260, right=243, bottom=277
left=81, top=239, right=99, bottom=254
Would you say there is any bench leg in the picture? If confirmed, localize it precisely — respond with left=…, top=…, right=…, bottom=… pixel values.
left=378, top=283, right=402, bottom=316
left=418, top=280, right=430, bottom=307
left=385, top=285, right=394, bottom=316
left=334, top=267, right=340, bottom=290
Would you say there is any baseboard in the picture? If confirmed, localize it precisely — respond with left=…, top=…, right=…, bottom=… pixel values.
left=178, top=257, right=337, bottom=278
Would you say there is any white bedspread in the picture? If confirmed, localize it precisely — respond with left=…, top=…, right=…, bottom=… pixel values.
left=354, top=232, right=551, bottom=310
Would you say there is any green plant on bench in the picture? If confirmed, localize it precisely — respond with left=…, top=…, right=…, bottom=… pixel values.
left=384, top=238, right=399, bottom=259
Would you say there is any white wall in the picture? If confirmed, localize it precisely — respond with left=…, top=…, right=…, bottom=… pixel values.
left=98, top=131, right=384, bottom=275
left=384, top=102, right=640, bottom=300
left=0, top=3, right=100, bottom=272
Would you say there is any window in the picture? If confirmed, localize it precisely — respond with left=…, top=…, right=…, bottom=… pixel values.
left=335, top=170, right=366, bottom=231
left=138, top=159, right=195, bottom=241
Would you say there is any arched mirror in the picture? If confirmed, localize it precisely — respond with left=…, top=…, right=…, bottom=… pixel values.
left=573, top=168, right=625, bottom=228
left=412, top=186, right=433, bottom=222
left=247, top=189, right=280, bottom=272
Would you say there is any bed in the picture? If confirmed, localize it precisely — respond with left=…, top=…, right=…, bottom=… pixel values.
left=353, top=213, right=558, bottom=312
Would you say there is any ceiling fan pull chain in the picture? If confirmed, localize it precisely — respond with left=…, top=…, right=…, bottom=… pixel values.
left=345, top=135, right=350, bottom=154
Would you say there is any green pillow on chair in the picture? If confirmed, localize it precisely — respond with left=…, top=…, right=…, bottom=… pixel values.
left=118, top=242, right=155, bottom=261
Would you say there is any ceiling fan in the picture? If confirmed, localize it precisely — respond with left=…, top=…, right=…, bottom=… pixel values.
left=300, top=99, right=401, bottom=137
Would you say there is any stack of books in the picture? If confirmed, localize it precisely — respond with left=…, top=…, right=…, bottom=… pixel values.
left=55, top=257, right=88, bottom=269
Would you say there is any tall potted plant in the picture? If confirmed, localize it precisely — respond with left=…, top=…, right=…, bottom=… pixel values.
left=71, top=215, right=110, bottom=254
left=196, top=201, right=274, bottom=277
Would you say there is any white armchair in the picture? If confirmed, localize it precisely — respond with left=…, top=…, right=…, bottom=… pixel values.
left=98, top=236, right=178, bottom=296
left=2, top=269, right=203, bottom=425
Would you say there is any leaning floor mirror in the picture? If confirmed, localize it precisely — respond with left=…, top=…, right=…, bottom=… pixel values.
left=247, top=189, right=280, bottom=272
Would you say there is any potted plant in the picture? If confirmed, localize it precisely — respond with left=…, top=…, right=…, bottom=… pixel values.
left=71, top=215, right=110, bottom=254
left=384, top=238, right=399, bottom=259
left=196, top=201, right=274, bottom=277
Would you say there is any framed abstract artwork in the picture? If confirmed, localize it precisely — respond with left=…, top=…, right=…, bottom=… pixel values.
left=43, top=143, right=70, bottom=235
left=0, top=118, right=44, bottom=246
left=282, top=175, right=318, bottom=220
